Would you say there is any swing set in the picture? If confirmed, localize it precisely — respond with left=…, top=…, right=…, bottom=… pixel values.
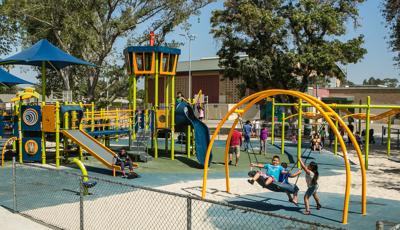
left=202, top=89, right=366, bottom=225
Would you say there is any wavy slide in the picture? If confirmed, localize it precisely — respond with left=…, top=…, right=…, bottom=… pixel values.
left=175, top=102, right=212, bottom=166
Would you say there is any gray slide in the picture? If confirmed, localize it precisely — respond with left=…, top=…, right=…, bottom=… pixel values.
left=62, top=129, right=119, bottom=170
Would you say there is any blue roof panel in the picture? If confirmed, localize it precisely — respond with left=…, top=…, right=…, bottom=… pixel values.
left=124, top=46, right=181, bottom=55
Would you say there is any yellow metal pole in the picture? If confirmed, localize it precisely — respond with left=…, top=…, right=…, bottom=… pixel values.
left=171, top=75, right=175, bottom=160
left=42, top=62, right=46, bottom=102
left=281, top=113, right=285, bottom=155
left=297, top=99, right=302, bottom=168
left=79, top=102, right=83, bottom=160
left=145, top=76, right=149, bottom=131
left=165, top=75, right=169, bottom=127
left=56, top=102, right=60, bottom=167
left=224, top=118, right=240, bottom=193
left=64, top=111, right=69, bottom=154
left=41, top=101, right=46, bottom=165
left=154, top=54, right=159, bottom=159
left=18, top=100, right=22, bottom=164
left=91, top=102, right=95, bottom=132
left=164, top=75, right=170, bottom=159
left=387, top=116, right=391, bottom=156
left=187, top=126, right=191, bottom=158
left=365, top=96, right=371, bottom=169
left=334, top=119, right=338, bottom=155
left=133, top=74, right=137, bottom=140
left=271, top=97, right=275, bottom=145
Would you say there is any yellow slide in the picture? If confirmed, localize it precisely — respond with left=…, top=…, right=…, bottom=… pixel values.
left=62, top=130, right=121, bottom=171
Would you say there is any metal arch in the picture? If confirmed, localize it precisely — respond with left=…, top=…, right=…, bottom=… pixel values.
left=202, top=89, right=366, bottom=224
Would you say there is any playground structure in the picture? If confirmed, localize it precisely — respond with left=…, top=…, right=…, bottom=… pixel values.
left=123, top=44, right=212, bottom=165
left=201, top=89, right=367, bottom=225
left=270, top=98, right=400, bottom=168
left=0, top=37, right=213, bottom=175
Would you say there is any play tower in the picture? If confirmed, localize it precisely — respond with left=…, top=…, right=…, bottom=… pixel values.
left=124, top=42, right=181, bottom=159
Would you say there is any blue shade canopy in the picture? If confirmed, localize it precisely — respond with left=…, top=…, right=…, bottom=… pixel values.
left=0, top=39, right=95, bottom=69
left=0, top=68, right=33, bottom=86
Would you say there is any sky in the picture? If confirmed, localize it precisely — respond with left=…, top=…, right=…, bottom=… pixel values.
left=3, top=0, right=400, bottom=85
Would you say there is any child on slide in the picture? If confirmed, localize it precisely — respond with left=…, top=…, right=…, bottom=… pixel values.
left=279, top=162, right=302, bottom=205
left=247, top=155, right=287, bottom=187
left=299, top=158, right=322, bottom=215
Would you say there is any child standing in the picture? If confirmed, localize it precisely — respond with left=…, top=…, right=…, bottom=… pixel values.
left=279, top=162, right=302, bottom=205
left=299, top=158, right=322, bottom=215
left=259, top=124, right=268, bottom=156
left=197, top=105, right=205, bottom=121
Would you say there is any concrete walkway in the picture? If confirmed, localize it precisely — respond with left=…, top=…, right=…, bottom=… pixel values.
left=0, top=207, right=50, bottom=230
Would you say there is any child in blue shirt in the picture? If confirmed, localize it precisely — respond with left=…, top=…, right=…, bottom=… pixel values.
left=248, top=155, right=287, bottom=187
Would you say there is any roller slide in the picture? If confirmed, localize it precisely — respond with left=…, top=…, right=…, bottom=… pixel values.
left=175, top=102, right=212, bottom=166
left=62, top=130, right=120, bottom=170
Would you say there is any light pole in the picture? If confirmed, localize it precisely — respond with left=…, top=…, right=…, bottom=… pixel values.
left=179, top=33, right=196, bottom=100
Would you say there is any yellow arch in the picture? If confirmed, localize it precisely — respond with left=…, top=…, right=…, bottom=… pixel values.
left=202, top=90, right=366, bottom=224
left=1, top=137, right=17, bottom=167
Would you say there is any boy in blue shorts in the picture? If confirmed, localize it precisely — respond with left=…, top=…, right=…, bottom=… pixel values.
left=248, top=155, right=287, bottom=187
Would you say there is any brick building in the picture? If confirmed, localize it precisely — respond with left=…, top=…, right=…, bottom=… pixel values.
left=175, top=57, right=243, bottom=103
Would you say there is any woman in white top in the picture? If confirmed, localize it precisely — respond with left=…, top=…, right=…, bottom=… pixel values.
left=299, top=159, right=322, bottom=215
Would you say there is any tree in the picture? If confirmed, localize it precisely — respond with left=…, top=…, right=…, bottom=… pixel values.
left=2, top=0, right=212, bottom=102
left=362, top=77, right=398, bottom=87
left=211, top=0, right=366, bottom=95
left=383, top=0, right=400, bottom=66
left=0, top=3, right=18, bottom=55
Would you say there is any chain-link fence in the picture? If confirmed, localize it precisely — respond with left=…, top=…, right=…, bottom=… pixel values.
left=0, top=160, right=344, bottom=230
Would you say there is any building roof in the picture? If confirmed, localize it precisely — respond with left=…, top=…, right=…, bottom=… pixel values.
left=177, top=57, right=222, bottom=72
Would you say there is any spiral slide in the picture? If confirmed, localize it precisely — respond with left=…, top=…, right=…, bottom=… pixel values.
left=175, top=102, right=212, bottom=166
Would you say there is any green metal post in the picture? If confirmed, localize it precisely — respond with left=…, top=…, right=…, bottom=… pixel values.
left=42, top=62, right=46, bottom=102
left=133, top=74, right=137, bottom=140
left=365, top=96, right=371, bottom=169
left=154, top=54, right=159, bottom=159
left=41, top=102, right=46, bottom=165
left=297, top=99, right=302, bottom=168
left=64, top=111, right=69, bottom=155
left=18, top=99, right=22, bottom=164
left=387, top=116, right=391, bottom=156
left=171, top=75, right=175, bottom=160
left=91, top=102, right=95, bottom=132
left=56, top=102, right=60, bottom=167
left=334, top=119, right=338, bottom=155
left=271, top=98, right=275, bottom=145
left=281, top=113, right=285, bottom=155
left=145, top=76, right=149, bottom=131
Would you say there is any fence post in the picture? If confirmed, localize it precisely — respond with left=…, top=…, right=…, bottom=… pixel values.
left=12, top=156, right=16, bottom=213
left=187, top=197, right=192, bottom=230
left=80, top=177, right=84, bottom=230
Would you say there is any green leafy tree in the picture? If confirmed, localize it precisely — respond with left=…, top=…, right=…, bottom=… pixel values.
left=362, top=77, right=398, bottom=87
left=0, top=3, right=18, bottom=55
left=211, top=0, right=366, bottom=95
left=383, top=0, right=400, bottom=66
left=3, top=0, right=212, bottom=103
